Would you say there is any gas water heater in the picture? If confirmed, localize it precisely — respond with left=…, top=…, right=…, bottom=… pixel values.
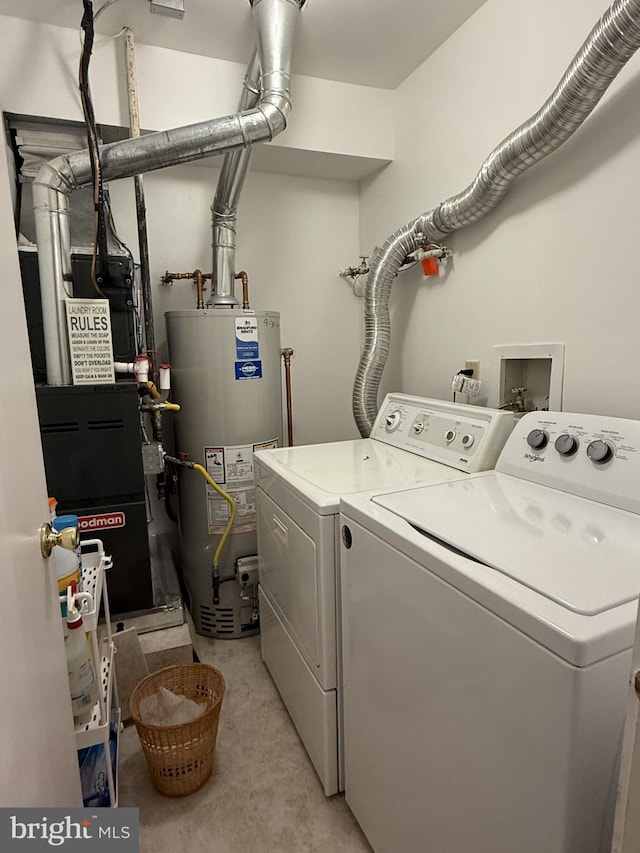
left=166, top=309, right=283, bottom=637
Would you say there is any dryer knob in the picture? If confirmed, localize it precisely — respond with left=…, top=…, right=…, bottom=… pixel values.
left=385, top=410, right=402, bottom=432
left=526, top=429, right=548, bottom=450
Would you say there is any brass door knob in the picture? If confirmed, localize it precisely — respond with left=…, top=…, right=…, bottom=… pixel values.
left=40, top=522, right=79, bottom=558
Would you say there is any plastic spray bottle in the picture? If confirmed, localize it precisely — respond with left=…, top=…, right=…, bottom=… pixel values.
left=65, top=594, right=99, bottom=726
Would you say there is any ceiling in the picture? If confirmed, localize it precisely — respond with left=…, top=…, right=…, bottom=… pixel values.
left=0, top=0, right=488, bottom=90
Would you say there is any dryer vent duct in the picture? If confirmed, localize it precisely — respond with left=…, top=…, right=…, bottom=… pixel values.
left=33, top=0, right=304, bottom=386
left=353, top=0, right=640, bottom=436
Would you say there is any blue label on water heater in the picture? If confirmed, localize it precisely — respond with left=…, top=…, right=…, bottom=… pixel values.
left=235, top=360, right=263, bottom=380
left=237, top=341, right=259, bottom=359
left=235, top=316, right=259, bottom=360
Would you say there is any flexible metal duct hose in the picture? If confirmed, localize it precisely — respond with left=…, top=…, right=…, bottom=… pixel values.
left=353, top=0, right=640, bottom=436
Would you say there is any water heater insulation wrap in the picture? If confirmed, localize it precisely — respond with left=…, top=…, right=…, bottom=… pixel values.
left=166, top=309, right=283, bottom=636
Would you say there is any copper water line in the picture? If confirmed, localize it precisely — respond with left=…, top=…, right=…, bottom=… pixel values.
left=163, top=269, right=212, bottom=309
left=281, top=347, right=294, bottom=446
left=234, top=271, right=250, bottom=309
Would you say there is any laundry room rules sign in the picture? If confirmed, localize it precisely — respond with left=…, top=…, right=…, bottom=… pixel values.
left=66, top=299, right=116, bottom=384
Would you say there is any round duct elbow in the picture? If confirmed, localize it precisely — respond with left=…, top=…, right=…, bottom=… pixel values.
left=257, top=96, right=292, bottom=138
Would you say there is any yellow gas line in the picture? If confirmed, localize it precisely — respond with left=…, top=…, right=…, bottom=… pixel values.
left=192, top=463, right=237, bottom=569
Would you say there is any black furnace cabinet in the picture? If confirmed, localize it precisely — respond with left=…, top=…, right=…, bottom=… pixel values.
left=36, top=382, right=153, bottom=615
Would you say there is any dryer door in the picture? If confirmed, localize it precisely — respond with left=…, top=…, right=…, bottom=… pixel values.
left=257, top=486, right=337, bottom=689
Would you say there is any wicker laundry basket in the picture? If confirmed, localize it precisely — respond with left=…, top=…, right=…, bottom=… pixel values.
left=130, top=663, right=225, bottom=797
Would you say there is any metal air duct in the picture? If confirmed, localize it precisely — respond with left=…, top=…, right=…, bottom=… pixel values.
left=210, top=51, right=262, bottom=307
left=33, top=0, right=304, bottom=385
left=211, top=0, right=304, bottom=306
left=353, top=0, right=640, bottom=436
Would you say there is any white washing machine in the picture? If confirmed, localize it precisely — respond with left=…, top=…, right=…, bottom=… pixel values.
left=339, top=410, right=640, bottom=853
left=254, top=393, right=515, bottom=795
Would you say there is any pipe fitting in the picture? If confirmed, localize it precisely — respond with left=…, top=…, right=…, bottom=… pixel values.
left=234, top=271, right=251, bottom=309
left=163, top=269, right=211, bottom=309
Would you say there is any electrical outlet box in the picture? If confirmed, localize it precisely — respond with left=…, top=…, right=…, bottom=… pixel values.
left=465, top=360, right=480, bottom=380
left=142, top=441, right=164, bottom=475
left=150, top=0, right=185, bottom=19
left=237, top=555, right=260, bottom=586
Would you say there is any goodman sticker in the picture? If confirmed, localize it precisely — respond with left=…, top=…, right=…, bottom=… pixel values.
left=235, top=316, right=259, bottom=360
left=78, top=512, right=126, bottom=532
left=235, top=360, right=262, bottom=380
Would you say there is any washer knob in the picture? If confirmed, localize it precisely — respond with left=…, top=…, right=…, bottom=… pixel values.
left=526, top=429, right=549, bottom=450
left=461, top=434, right=474, bottom=448
left=554, top=434, right=578, bottom=456
left=385, top=410, right=402, bottom=432
left=413, top=421, right=425, bottom=435
left=445, top=429, right=456, bottom=443
left=586, top=439, right=614, bottom=464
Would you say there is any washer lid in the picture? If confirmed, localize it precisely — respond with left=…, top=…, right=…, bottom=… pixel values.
left=374, top=472, right=640, bottom=616
left=255, top=438, right=464, bottom=511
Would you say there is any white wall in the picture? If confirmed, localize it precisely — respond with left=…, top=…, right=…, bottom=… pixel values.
left=360, top=0, right=640, bottom=419
left=0, top=13, right=375, bottom=443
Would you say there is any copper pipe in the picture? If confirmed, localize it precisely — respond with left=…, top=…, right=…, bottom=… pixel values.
left=163, top=269, right=212, bottom=309
left=281, top=347, right=294, bottom=446
left=194, top=270, right=211, bottom=309
left=234, top=271, right=250, bottom=309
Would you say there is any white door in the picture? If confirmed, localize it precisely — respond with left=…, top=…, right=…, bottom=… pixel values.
left=0, top=131, right=82, bottom=804
left=612, top=603, right=640, bottom=851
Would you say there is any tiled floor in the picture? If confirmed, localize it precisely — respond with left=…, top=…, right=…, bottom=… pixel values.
left=118, top=633, right=372, bottom=853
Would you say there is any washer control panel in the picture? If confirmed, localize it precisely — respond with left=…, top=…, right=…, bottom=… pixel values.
left=497, top=411, right=640, bottom=513
left=370, top=393, right=516, bottom=474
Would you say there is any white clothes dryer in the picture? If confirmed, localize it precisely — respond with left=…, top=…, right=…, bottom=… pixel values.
left=254, top=393, right=514, bottom=795
left=340, top=410, right=640, bottom=853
